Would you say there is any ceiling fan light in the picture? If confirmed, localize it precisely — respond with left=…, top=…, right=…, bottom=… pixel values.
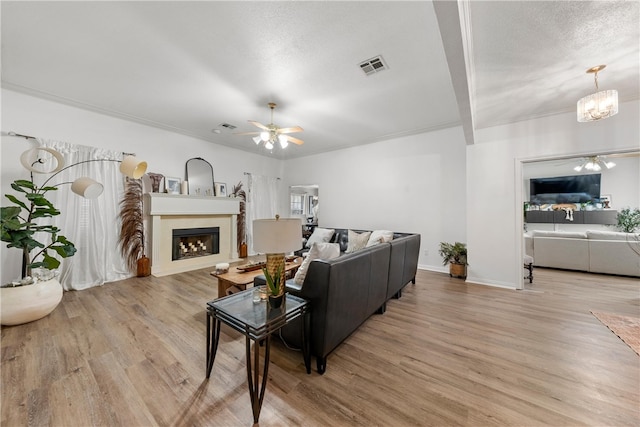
left=265, top=141, right=274, bottom=150
left=253, top=136, right=262, bottom=145
left=605, top=161, right=616, bottom=169
left=260, top=131, right=270, bottom=142
left=574, top=165, right=583, bottom=172
left=278, top=134, right=289, bottom=148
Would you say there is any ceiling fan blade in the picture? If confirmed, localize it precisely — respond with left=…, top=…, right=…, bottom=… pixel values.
left=286, top=135, right=304, bottom=145
left=604, top=151, right=640, bottom=158
left=233, top=131, right=260, bottom=136
left=276, top=126, right=304, bottom=134
left=248, top=120, right=269, bottom=131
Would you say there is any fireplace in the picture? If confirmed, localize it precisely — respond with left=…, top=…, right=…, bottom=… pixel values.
left=172, top=227, right=220, bottom=261
left=145, top=193, right=240, bottom=277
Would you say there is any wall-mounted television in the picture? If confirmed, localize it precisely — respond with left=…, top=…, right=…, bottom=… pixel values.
left=529, top=174, right=601, bottom=204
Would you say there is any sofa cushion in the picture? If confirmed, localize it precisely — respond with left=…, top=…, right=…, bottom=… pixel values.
left=345, top=230, right=371, bottom=253
left=366, top=229, right=394, bottom=247
left=532, top=230, right=587, bottom=239
left=587, top=230, right=638, bottom=241
left=305, top=227, right=335, bottom=248
left=294, top=242, right=340, bottom=285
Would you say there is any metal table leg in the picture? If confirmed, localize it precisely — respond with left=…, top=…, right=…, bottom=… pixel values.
left=302, top=308, right=311, bottom=374
left=246, top=335, right=271, bottom=423
left=206, top=312, right=221, bottom=378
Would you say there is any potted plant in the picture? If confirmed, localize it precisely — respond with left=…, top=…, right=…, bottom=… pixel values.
left=616, top=207, right=640, bottom=233
left=438, top=241, right=468, bottom=278
left=1, top=179, right=77, bottom=325
left=261, top=264, right=284, bottom=309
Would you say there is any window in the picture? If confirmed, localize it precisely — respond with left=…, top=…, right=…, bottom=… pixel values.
left=290, top=194, right=304, bottom=215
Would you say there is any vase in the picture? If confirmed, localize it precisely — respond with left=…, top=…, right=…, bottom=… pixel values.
left=449, top=263, right=467, bottom=279
left=268, top=293, right=285, bottom=309
left=137, top=255, right=151, bottom=277
left=0, top=278, right=63, bottom=326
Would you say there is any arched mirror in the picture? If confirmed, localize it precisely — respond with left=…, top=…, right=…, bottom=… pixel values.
left=185, top=157, right=215, bottom=196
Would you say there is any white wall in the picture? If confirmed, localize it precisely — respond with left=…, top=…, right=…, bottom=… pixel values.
left=468, top=100, right=640, bottom=289
left=1, top=89, right=284, bottom=284
left=284, top=126, right=468, bottom=271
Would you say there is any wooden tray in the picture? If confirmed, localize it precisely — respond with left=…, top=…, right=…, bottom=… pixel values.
left=236, top=262, right=266, bottom=272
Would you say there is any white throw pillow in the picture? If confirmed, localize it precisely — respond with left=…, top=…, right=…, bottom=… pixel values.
left=305, top=227, right=335, bottom=248
left=366, top=230, right=394, bottom=247
left=294, top=242, right=340, bottom=285
left=345, top=230, right=372, bottom=253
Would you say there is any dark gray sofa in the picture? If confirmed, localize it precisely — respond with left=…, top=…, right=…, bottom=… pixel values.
left=255, top=229, right=420, bottom=374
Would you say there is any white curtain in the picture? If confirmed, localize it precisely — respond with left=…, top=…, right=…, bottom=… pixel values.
left=246, top=174, right=280, bottom=254
left=37, top=139, right=130, bottom=290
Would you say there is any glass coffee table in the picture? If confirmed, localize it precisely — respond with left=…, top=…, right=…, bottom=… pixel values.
left=206, top=289, right=310, bottom=423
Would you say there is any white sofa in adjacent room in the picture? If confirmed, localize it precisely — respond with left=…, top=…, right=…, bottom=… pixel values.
left=525, top=230, right=640, bottom=277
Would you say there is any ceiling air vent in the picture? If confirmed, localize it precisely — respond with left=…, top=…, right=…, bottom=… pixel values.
left=359, top=55, right=387, bottom=76
left=219, top=123, right=237, bottom=130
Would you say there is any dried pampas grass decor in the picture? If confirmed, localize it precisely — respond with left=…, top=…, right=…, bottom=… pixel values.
left=230, top=181, right=246, bottom=252
left=118, top=177, right=148, bottom=276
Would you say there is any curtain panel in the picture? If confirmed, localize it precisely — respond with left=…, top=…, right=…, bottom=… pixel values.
left=246, top=174, right=280, bottom=255
left=37, top=139, right=130, bottom=290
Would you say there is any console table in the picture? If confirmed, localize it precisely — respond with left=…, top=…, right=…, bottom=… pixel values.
left=525, top=210, right=617, bottom=225
left=206, top=290, right=310, bottom=423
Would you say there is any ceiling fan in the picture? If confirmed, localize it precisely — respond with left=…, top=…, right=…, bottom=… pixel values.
left=573, top=152, right=639, bottom=172
left=235, top=103, right=304, bottom=149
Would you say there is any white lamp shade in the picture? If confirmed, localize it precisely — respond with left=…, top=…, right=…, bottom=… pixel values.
left=120, top=155, right=147, bottom=179
left=20, top=147, right=65, bottom=174
left=253, top=218, right=302, bottom=253
left=278, top=134, right=289, bottom=148
left=71, top=177, right=104, bottom=199
left=265, top=141, right=274, bottom=150
left=260, top=131, right=270, bottom=142
left=253, top=136, right=262, bottom=144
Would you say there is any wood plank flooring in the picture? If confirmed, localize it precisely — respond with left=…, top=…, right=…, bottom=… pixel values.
left=2, top=267, right=639, bottom=426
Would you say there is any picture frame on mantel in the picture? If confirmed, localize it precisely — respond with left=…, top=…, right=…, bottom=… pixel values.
left=165, top=177, right=181, bottom=194
left=215, top=182, right=227, bottom=197
left=600, top=194, right=612, bottom=208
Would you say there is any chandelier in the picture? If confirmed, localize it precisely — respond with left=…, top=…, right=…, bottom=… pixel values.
left=573, top=156, right=616, bottom=172
left=576, top=65, right=618, bottom=122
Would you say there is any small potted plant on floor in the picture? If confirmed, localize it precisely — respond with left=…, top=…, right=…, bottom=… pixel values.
left=438, top=241, right=468, bottom=279
left=616, top=207, right=640, bottom=233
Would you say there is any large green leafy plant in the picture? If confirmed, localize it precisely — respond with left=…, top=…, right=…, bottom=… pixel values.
left=1, top=179, right=76, bottom=281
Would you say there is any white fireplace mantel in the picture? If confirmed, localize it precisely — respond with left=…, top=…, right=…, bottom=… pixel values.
left=145, top=193, right=240, bottom=276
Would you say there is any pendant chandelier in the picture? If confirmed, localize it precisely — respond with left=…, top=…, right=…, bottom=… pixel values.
left=576, top=65, right=618, bottom=122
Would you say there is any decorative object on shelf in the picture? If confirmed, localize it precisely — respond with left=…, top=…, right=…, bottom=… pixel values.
left=230, top=181, right=247, bottom=257
left=600, top=195, right=612, bottom=209
left=185, top=157, right=214, bottom=196
left=438, top=241, right=468, bottom=279
left=577, top=64, right=618, bottom=122
left=118, top=177, right=150, bottom=277
left=146, top=172, right=164, bottom=192
left=1, top=145, right=147, bottom=324
left=234, top=102, right=304, bottom=150
left=253, top=216, right=302, bottom=302
left=615, top=208, right=640, bottom=233
left=165, top=176, right=181, bottom=194
left=215, top=182, right=227, bottom=197
left=181, top=180, right=189, bottom=194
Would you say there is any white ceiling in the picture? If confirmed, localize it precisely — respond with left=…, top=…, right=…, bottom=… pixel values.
left=2, top=1, right=638, bottom=159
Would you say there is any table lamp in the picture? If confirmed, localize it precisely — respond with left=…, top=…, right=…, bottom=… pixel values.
left=252, top=216, right=302, bottom=296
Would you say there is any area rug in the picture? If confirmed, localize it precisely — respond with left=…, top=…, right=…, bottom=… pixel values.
left=591, top=311, right=640, bottom=356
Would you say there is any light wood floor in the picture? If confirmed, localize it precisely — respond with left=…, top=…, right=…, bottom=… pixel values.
left=2, top=267, right=639, bottom=426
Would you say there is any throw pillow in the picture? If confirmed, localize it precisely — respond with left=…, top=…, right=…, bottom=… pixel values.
left=345, top=229, right=372, bottom=253
left=294, top=242, right=340, bottom=285
left=305, top=227, right=335, bottom=248
left=366, top=229, right=394, bottom=247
